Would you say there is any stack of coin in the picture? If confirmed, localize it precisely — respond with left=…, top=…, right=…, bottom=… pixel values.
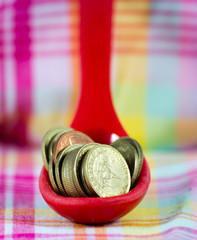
left=41, top=126, right=143, bottom=198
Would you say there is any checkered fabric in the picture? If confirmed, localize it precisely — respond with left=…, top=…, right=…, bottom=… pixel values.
left=1, top=0, right=197, bottom=239
left=0, top=146, right=196, bottom=239
left=0, top=0, right=197, bottom=150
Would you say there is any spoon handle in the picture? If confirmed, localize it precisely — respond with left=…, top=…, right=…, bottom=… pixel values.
left=71, top=0, right=127, bottom=143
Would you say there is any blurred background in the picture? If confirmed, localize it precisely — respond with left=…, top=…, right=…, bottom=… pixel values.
left=0, top=0, right=197, bottom=151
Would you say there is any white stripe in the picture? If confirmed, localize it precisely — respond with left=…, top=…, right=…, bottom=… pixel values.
left=32, top=41, right=68, bottom=52
left=106, top=221, right=124, bottom=239
left=30, top=14, right=71, bottom=26
left=86, top=227, right=96, bottom=240
left=30, top=2, right=70, bottom=16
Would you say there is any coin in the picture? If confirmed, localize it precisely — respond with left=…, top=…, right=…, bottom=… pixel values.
left=63, top=143, right=99, bottom=197
left=81, top=162, right=95, bottom=197
left=48, top=132, right=68, bottom=195
left=61, top=146, right=84, bottom=197
left=53, top=130, right=94, bottom=164
left=111, top=140, right=139, bottom=187
left=55, top=144, right=82, bottom=196
left=111, top=140, right=135, bottom=175
left=113, top=137, right=143, bottom=186
left=81, top=145, right=131, bottom=197
left=41, top=126, right=72, bottom=171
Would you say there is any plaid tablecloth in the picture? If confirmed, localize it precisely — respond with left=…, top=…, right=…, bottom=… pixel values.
left=0, top=146, right=196, bottom=239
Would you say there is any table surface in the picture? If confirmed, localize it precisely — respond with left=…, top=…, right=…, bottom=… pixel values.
left=0, top=146, right=196, bottom=240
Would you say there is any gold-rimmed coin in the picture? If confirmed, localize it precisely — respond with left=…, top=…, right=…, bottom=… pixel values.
left=113, top=137, right=143, bottom=186
left=111, top=140, right=139, bottom=187
left=48, top=132, right=68, bottom=195
left=55, top=144, right=82, bottom=196
left=81, top=145, right=131, bottom=197
left=41, top=126, right=72, bottom=171
left=111, top=140, right=135, bottom=175
left=61, top=146, right=83, bottom=197
left=81, top=162, right=95, bottom=197
left=53, top=130, right=94, bottom=164
left=73, top=143, right=100, bottom=197
left=62, top=143, right=99, bottom=197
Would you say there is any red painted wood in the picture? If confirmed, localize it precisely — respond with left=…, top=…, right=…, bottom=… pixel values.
left=71, top=0, right=127, bottom=144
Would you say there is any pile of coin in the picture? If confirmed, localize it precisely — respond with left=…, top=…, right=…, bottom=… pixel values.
left=41, top=126, right=143, bottom=198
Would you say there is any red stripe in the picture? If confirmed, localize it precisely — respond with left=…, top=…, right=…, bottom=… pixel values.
left=12, top=0, right=33, bottom=145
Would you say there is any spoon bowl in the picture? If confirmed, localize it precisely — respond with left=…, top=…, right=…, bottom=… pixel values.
left=39, top=157, right=150, bottom=224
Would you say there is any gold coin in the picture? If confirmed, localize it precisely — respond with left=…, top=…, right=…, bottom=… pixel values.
left=41, top=126, right=72, bottom=171
left=81, top=163, right=95, bottom=197
left=61, top=143, right=98, bottom=197
left=72, top=143, right=99, bottom=197
left=48, top=132, right=67, bottom=195
left=82, top=145, right=131, bottom=197
left=55, top=144, right=82, bottom=196
left=114, top=137, right=143, bottom=186
left=111, top=140, right=139, bottom=188
left=61, top=146, right=83, bottom=197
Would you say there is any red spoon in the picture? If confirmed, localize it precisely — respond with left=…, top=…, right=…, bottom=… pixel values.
left=39, top=0, right=150, bottom=224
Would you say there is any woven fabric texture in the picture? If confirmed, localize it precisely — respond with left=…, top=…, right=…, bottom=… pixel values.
left=0, top=147, right=196, bottom=239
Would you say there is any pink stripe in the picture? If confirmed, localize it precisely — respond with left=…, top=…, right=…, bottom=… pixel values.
left=14, top=10, right=77, bottom=22
left=13, top=0, right=33, bottom=145
left=2, top=34, right=197, bottom=46
left=1, top=227, right=197, bottom=238
left=0, top=36, right=74, bottom=44
left=2, top=49, right=197, bottom=57
left=0, top=147, right=6, bottom=237
left=2, top=22, right=197, bottom=34
left=0, top=2, right=8, bottom=144
left=2, top=9, right=197, bottom=22
left=0, top=7, right=5, bottom=115
left=0, top=52, right=5, bottom=115
left=0, top=23, right=76, bottom=34
left=12, top=150, right=35, bottom=237
left=19, top=9, right=197, bottom=20
left=0, top=0, right=72, bottom=10
left=2, top=35, right=197, bottom=47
